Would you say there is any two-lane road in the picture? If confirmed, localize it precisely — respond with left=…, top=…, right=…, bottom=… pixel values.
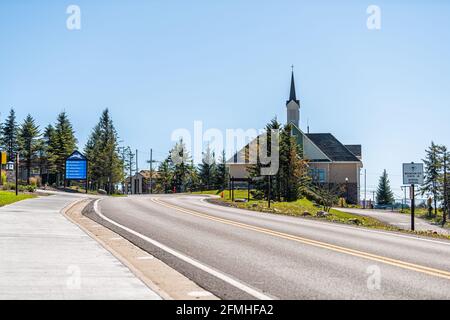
left=91, top=194, right=450, bottom=299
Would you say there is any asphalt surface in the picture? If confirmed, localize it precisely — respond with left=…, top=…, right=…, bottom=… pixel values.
left=94, top=194, right=450, bottom=300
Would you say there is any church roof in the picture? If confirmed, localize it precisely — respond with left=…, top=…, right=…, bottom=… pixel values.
left=344, top=144, right=362, bottom=158
left=305, top=133, right=360, bottom=162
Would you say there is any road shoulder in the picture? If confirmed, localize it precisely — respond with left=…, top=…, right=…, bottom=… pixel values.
left=64, top=198, right=218, bottom=300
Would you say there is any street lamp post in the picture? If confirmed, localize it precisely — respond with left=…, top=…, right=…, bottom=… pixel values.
left=345, top=177, right=349, bottom=205
left=15, top=154, right=19, bottom=196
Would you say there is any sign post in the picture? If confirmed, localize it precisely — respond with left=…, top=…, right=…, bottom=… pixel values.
left=0, top=151, right=6, bottom=186
left=403, top=162, right=424, bottom=231
left=65, top=151, right=88, bottom=193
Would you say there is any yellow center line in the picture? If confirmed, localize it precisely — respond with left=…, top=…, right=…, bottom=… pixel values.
left=152, top=197, right=450, bottom=281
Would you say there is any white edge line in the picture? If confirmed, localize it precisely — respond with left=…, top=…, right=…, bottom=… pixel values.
left=197, top=197, right=450, bottom=246
left=93, top=198, right=274, bottom=300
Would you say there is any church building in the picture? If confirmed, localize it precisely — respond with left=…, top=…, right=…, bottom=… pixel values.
left=227, top=70, right=363, bottom=204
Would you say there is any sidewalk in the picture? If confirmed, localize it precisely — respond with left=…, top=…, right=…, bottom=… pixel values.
left=333, top=207, right=449, bottom=235
left=0, top=193, right=161, bottom=299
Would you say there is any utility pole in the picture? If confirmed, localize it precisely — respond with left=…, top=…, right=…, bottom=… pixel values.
left=129, top=148, right=133, bottom=194
left=149, top=149, right=153, bottom=194
left=443, top=150, right=448, bottom=226
left=136, top=149, right=139, bottom=173
left=372, top=191, right=375, bottom=207
left=411, top=184, right=415, bottom=231
left=401, top=185, right=407, bottom=211
left=364, top=169, right=367, bottom=209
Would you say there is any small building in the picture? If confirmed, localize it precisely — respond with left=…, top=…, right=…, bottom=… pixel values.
left=227, top=70, right=363, bottom=204
left=124, top=170, right=158, bottom=194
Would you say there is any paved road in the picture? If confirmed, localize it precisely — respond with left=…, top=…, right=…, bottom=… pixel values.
left=0, top=193, right=160, bottom=300
left=333, top=207, right=449, bottom=235
left=94, top=194, right=450, bottom=300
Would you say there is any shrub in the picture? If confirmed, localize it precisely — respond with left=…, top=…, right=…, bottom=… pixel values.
left=338, top=197, right=347, bottom=208
left=250, top=190, right=265, bottom=200
left=29, top=176, right=41, bottom=187
left=2, top=182, right=15, bottom=191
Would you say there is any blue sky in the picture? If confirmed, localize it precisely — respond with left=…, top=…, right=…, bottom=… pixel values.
left=1, top=0, right=449, bottom=199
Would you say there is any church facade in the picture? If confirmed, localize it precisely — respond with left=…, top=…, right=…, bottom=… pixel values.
left=227, top=71, right=363, bottom=204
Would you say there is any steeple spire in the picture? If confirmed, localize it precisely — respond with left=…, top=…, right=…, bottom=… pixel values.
left=289, top=67, right=297, bottom=102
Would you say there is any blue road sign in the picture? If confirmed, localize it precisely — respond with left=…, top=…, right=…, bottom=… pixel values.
left=65, top=151, right=87, bottom=180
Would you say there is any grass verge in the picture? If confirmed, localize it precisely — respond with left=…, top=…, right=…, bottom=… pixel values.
left=193, top=190, right=388, bottom=229
left=0, top=190, right=36, bottom=206
left=192, top=190, right=450, bottom=240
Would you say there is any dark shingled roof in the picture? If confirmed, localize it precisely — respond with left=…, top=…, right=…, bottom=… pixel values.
left=306, top=133, right=360, bottom=162
left=344, top=144, right=362, bottom=158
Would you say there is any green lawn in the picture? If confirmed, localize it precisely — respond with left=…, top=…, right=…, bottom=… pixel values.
left=0, top=191, right=36, bottom=207
left=192, top=190, right=391, bottom=229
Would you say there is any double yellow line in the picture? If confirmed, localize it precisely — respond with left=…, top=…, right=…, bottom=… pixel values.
left=152, top=197, right=450, bottom=281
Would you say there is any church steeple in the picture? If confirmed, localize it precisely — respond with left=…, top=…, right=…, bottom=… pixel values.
left=286, top=66, right=300, bottom=128
left=286, top=66, right=299, bottom=105
left=289, top=69, right=297, bottom=102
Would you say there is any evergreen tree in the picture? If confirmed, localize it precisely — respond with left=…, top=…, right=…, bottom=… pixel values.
left=247, top=119, right=308, bottom=202
left=186, top=159, right=200, bottom=192
left=438, top=145, right=449, bottom=225
left=278, top=123, right=309, bottom=201
left=49, top=111, right=77, bottom=185
left=84, top=109, right=123, bottom=193
left=198, top=144, right=216, bottom=190
left=18, top=114, right=40, bottom=184
left=41, top=124, right=56, bottom=180
left=215, top=150, right=228, bottom=190
left=376, top=169, right=395, bottom=205
left=1, top=108, right=18, bottom=161
left=156, top=157, right=173, bottom=193
left=170, top=139, right=193, bottom=192
left=421, top=141, right=443, bottom=216
left=247, top=118, right=281, bottom=200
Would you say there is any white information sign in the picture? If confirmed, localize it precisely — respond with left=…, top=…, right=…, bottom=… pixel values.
left=403, top=163, right=424, bottom=185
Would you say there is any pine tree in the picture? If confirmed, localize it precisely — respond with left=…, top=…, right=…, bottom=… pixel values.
left=170, top=139, right=193, bottom=192
left=1, top=108, right=18, bottom=161
left=376, top=169, right=395, bottom=205
left=186, top=159, right=200, bottom=192
left=198, top=144, right=216, bottom=190
left=247, top=118, right=282, bottom=200
left=156, top=157, right=173, bottom=193
left=18, top=114, right=40, bottom=184
left=215, top=150, right=228, bottom=190
left=49, top=111, right=78, bottom=185
left=39, top=124, right=57, bottom=184
left=278, top=123, right=309, bottom=201
left=421, top=141, right=443, bottom=216
left=438, top=145, right=449, bottom=225
left=84, top=109, right=123, bottom=194
left=247, top=119, right=308, bottom=202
